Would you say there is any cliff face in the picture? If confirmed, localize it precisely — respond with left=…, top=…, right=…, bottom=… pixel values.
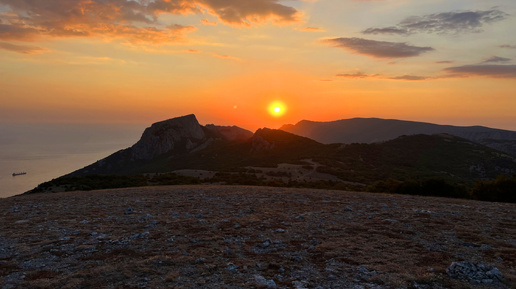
left=131, top=114, right=206, bottom=161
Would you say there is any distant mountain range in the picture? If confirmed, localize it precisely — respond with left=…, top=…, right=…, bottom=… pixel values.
left=52, top=114, right=515, bottom=190
left=280, top=118, right=516, bottom=157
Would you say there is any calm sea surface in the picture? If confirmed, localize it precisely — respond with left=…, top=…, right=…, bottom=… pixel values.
left=0, top=123, right=145, bottom=198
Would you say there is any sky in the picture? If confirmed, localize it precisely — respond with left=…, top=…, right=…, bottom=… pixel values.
left=0, top=0, right=515, bottom=131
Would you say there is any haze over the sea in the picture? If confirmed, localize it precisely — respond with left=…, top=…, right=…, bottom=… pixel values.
left=0, top=123, right=144, bottom=198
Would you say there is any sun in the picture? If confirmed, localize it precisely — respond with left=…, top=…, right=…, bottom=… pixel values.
left=268, top=101, right=286, bottom=117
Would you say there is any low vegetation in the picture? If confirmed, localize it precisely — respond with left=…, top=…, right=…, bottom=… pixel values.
left=471, top=175, right=516, bottom=203
left=26, top=171, right=516, bottom=204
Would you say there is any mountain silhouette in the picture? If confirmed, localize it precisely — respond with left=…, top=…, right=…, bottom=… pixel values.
left=60, top=114, right=516, bottom=188
left=280, top=118, right=516, bottom=156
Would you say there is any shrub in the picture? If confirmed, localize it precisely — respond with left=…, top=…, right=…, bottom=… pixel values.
left=471, top=175, right=516, bottom=203
left=367, top=178, right=469, bottom=199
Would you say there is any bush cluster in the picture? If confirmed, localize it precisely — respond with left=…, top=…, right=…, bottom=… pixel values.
left=471, top=175, right=516, bottom=203
left=368, top=175, right=516, bottom=203
left=27, top=172, right=516, bottom=204
left=367, top=178, right=469, bottom=199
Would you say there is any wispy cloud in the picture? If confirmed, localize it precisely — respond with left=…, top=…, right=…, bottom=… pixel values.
left=499, top=44, right=516, bottom=49
left=363, top=10, right=508, bottom=35
left=0, top=0, right=301, bottom=43
left=212, top=53, right=241, bottom=61
left=324, top=37, right=434, bottom=58
left=0, top=41, right=45, bottom=54
left=300, top=27, right=324, bottom=32
left=362, top=27, right=408, bottom=35
left=185, top=49, right=201, bottom=53
left=388, top=75, right=428, bottom=81
left=444, top=64, right=516, bottom=78
left=336, top=72, right=429, bottom=81
left=482, top=56, right=511, bottom=63
left=336, top=72, right=371, bottom=78
left=201, top=19, right=217, bottom=26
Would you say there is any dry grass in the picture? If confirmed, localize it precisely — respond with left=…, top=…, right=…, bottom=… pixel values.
left=1, top=185, right=515, bottom=288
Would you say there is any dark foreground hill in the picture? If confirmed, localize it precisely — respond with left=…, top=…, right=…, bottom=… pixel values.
left=2, top=185, right=515, bottom=288
left=280, top=118, right=516, bottom=156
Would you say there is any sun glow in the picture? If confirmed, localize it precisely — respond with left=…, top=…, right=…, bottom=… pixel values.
left=268, top=101, right=286, bottom=117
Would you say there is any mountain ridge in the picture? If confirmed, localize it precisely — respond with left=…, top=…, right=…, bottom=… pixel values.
left=54, top=114, right=516, bottom=189
left=280, top=117, right=516, bottom=156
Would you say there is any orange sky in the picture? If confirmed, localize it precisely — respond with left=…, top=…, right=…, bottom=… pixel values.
left=1, top=0, right=515, bottom=131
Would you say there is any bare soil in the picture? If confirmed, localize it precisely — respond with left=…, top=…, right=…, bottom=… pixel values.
left=1, top=185, right=515, bottom=288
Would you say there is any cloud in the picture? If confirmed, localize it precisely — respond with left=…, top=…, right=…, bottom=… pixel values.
left=212, top=53, right=241, bottom=61
left=0, top=41, right=45, bottom=54
left=436, top=60, right=454, bottom=64
left=363, top=9, right=507, bottom=35
left=362, top=27, right=408, bottom=35
left=324, top=37, right=434, bottom=58
left=0, top=0, right=300, bottom=43
left=0, top=23, right=42, bottom=41
left=444, top=64, right=516, bottom=78
left=300, top=27, right=324, bottom=32
left=201, top=18, right=217, bottom=25
left=500, top=44, right=516, bottom=49
left=185, top=49, right=201, bottom=53
left=336, top=72, right=429, bottom=81
left=197, top=0, right=301, bottom=26
left=483, top=56, right=511, bottom=63
left=336, top=72, right=370, bottom=78
left=388, top=75, right=428, bottom=81
left=0, top=0, right=196, bottom=43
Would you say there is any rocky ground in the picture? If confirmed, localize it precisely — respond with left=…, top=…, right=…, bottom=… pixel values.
left=1, top=185, right=515, bottom=288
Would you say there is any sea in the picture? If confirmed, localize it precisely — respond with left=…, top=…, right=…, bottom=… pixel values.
left=0, top=123, right=146, bottom=199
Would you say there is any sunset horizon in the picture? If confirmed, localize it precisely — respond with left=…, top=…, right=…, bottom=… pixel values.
left=2, top=2, right=516, bottom=285
left=1, top=0, right=515, bottom=131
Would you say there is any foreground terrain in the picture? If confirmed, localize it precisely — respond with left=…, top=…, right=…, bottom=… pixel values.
left=1, top=185, right=515, bottom=288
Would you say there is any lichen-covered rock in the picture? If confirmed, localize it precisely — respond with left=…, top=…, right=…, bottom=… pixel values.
left=447, top=261, right=504, bottom=284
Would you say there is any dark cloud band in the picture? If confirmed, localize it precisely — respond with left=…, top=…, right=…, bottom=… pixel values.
left=0, top=41, right=44, bottom=54
left=444, top=64, right=516, bottom=78
left=325, top=37, right=434, bottom=58
left=363, top=9, right=507, bottom=35
left=483, top=56, right=511, bottom=63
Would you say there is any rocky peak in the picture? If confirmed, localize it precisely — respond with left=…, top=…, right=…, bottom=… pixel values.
left=131, top=114, right=206, bottom=160
left=250, top=128, right=275, bottom=152
left=204, top=124, right=253, bottom=142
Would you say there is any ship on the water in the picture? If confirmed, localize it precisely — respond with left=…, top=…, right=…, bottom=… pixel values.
left=12, top=172, right=27, bottom=177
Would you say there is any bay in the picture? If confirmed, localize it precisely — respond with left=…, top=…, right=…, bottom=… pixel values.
left=0, top=123, right=145, bottom=198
